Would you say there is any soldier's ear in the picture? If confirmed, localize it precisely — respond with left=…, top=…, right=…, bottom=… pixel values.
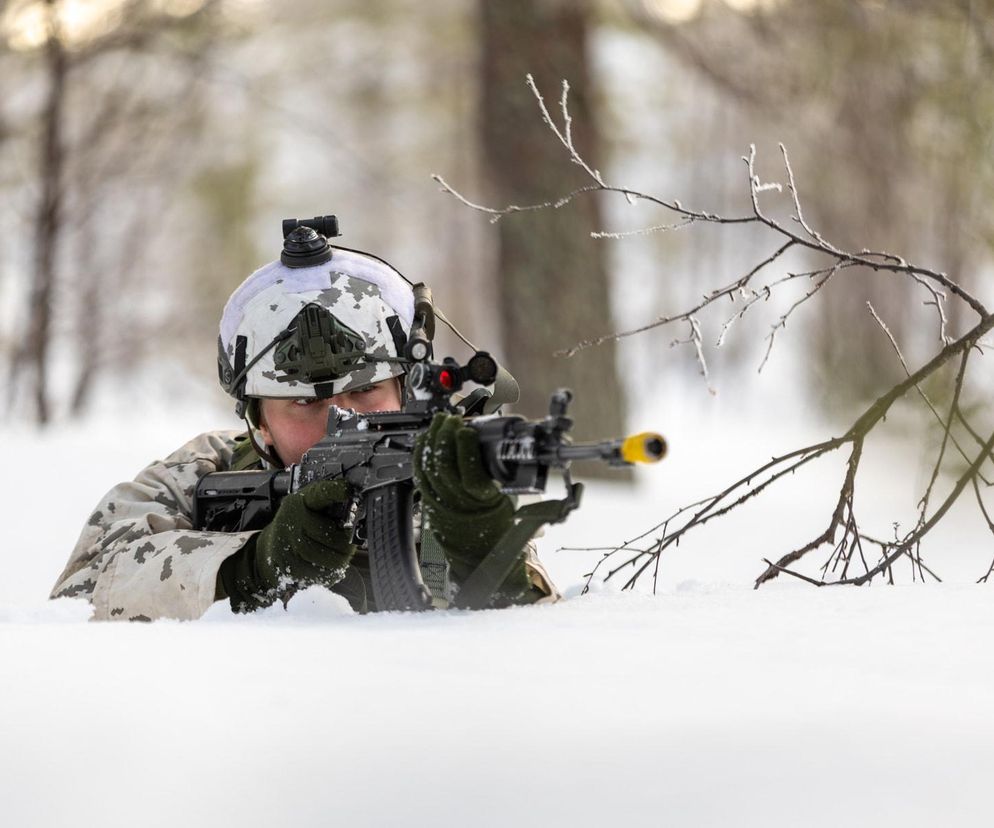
left=256, top=400, right=274, bottom=446
left=257, top=422, right=273, bottom=446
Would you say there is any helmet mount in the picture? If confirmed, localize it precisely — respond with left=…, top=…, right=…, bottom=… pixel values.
left=280, top=215, right=341, bottom=268
left=273, top=304, right=369, bottom=385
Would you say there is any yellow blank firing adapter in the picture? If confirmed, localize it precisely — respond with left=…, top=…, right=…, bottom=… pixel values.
left=621, top=432, right=667, bottom=464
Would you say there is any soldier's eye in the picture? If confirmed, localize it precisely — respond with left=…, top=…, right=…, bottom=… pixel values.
left=293, top=398, right=318, bottom=407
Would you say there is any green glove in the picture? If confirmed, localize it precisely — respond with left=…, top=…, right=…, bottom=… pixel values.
left=413, top=412, right=531, bottom=601
left=219, top=479, right=357, bottom=612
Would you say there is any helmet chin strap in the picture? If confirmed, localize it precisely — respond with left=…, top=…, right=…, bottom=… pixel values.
left=242, top=398, right=287, bottom=469
left=248, top=427, right=285, bottom=470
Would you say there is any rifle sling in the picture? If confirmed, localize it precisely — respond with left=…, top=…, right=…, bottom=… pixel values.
left=419, top=528, right=452, bottom=609
left=451, top=494, right=578, bottom=610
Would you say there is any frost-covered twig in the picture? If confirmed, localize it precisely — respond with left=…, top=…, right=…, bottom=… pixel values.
left=431, top=174, right=601, bottom=224
left=911, top=274, right=952, bottom=345
left=757, top=261, right=842, bottom=373
left=526, top=75, right=606, bottom=187
left=669, top=316, right=711, bottom=389
left=591, top=218, right=694, bottom=239
left=558, top=239, right=795, bottom=358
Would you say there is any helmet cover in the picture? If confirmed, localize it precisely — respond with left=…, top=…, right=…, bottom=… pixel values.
left=218, top=248, right=415, bottom=401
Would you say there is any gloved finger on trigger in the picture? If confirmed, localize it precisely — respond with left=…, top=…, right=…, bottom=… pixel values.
left=302, top=479, right=351, bottom=511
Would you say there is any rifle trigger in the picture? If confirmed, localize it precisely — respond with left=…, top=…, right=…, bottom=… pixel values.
left=343, top=497, right=359, bottom=530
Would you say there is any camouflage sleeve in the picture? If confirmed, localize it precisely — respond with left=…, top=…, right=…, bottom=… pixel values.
left=522, top=540, right=560, bottom=604
left=51, top=431, right=256, bottom=621
left=502, top=495, right=558, bottom=604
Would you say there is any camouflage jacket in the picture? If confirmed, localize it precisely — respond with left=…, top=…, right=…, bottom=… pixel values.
left=52, top=430, right=557, bottom=621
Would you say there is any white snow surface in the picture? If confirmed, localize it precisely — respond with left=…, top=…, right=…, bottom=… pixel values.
left=3, top=395, right=994, bottom=827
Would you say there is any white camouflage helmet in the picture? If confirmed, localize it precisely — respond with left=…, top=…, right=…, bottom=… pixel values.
left=218, top=248, right=415, bottom=415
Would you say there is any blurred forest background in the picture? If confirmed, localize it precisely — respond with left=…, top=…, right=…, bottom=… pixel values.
left=1, top=0, right=992, bottom=440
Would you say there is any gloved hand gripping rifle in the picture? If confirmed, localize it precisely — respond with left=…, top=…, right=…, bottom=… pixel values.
left=194, top=285, right=666, bottom=611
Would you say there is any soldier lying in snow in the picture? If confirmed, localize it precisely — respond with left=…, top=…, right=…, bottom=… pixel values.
left=51, top=222, right=557, bottom=621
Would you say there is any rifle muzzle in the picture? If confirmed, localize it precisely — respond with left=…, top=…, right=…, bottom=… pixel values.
left=620, top=432, right=667, bottom=464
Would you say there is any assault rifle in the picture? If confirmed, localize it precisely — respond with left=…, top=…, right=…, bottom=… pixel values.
left=198, top=267, right=664, bottom=610
left=193, top=348, right=664, bottom=611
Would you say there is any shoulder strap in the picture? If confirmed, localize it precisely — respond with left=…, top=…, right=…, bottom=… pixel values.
left=229, top=432, right=263, bottom=471
left=451, top=483, right=584, bottom=610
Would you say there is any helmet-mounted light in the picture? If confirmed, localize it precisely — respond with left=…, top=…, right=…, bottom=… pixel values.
left=280, top=216, right=341, bottom=268
left=281, top=226, right=332, bottom=268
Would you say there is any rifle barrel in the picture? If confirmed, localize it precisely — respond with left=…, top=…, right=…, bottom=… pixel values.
left=539, top=432, right=666, bottom=467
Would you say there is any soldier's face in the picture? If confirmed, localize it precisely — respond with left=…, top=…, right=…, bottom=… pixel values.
left=257, top=377, right=403, bottom=466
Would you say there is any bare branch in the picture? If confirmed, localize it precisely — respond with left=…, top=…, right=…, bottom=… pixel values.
left=757, top=261, right=841, bottom=372
left=438, top=75, right=994, bottom=593
left=558, top=239, right=795, bottom=358
left=432, top=174, right=601, bottom=223
left=525, top=74, right=605, bottom=186
left=779, top=143, right=834, bottom=250
left=974, top=477, right=994, bottom=583
left=761, top=559, right=826, bottom=587
left=910, top=274, right=952, bottom=346
left=591, top=218, right=695, bottom=239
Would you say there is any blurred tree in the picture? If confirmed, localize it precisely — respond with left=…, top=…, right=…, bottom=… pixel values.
left=479, top=0, right=628, bottom=450
left=632, top=0, right=994, bottom=413
left=23, top=0, right=65, bottom=425
left=1, top=0, right=224, bottom=422
left=182, top=156, right=261, bottom=344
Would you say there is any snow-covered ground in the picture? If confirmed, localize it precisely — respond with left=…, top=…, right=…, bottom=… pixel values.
left=3, top=386, right=994, bottom=827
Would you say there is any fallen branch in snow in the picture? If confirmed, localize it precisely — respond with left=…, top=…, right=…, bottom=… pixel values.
left=436, top=76, right=994, bottom=589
